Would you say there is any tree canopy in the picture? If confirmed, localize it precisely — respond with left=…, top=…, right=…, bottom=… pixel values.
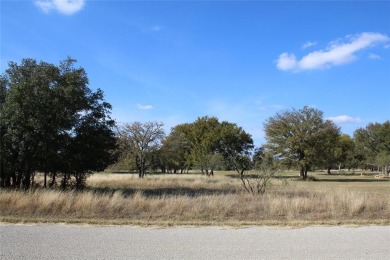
left=354, top=121, right=390, bottom=174
left=161, top=116, right=254, bottom=176
left=264, top=106, right=340, bottom=179
left=0, top=58, right=117, bottom=189
left=117, top=121, right=165, bottom=178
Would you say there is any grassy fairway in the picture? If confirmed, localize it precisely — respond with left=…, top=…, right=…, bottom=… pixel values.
left=0, top=171, right=389, bottom=226
left=277, top=170, right=390, bottom=196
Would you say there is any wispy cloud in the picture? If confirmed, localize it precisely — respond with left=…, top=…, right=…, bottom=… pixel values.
left=35, top=0, right=85, bottom=15
left=276, top=32, right=389, bottom=72
left=255, top=100, right=285, bottom=111
left=136, top=104, right=154, bottom=110
left=302, top=41, right=317, bottom=49
left=327, top=115, right=362, bottom=124
left=369, top=53, right=381, bottom=60
left=151, top=25, right=162, bottom=32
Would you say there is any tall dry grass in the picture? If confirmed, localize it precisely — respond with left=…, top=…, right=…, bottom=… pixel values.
left=1, top=181, right=388, bottom=225
left=87, top=173, right=239, bottom=191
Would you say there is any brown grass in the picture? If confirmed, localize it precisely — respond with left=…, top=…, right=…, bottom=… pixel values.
left=1, top=173, right=389, bottom=226
left=87, top=173, right=239, bottom=191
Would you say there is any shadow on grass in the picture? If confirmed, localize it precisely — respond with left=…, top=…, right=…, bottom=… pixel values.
left=316, top=178, right=389, bottom=183
left=226, top=172, right=389, bottom=183
left=317, top=173, right=380, bottom=176
left=89, top=187, right=237, bottom=198
left=226, top=173, right=299, bottom=180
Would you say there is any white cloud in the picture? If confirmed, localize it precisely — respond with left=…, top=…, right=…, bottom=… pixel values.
left=276, top=53, right=297, bottom=71
left=276, top=32, right=389, bottom=72
left=302, top=41, right=317, bottom=49
left=35, top=1, right=53, bottom=13
left=35, top=0, right=85, bottom=15
left=327, top=115, right=362, bottom=124
left=136, top=104, right=153, bottom=110
left=369, top=53, right=381, bottom=60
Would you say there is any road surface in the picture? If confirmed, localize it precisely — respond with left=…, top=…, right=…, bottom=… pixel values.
left=1, top=224, right=389, bottom=259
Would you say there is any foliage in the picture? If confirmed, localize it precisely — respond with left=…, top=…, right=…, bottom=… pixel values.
left=0, top=58, right=116, bottom=189
left=217, top=121, right=254, bottom=176
left=186, top=116, right=221, bottom=175
left=354, top=121, right=390, bottom=175
left=117, top=121, right=165, bottom=178
left=159, top=125, right=192, bottom=173
left=165, top=116, right=254, bottom=176
left=264, top=106, right=340, bottom=179
left=334, top=134, right=357, bottom=171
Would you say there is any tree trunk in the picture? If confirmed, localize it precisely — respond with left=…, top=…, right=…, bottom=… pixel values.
left=327, top=165, right=332, bottom=174
left=44, top=171, right=47, bottom=188
left=31, top=171, right=35, bottom=190
left=22, top=171, right=31, bottom=190
left=300, top=167, right=307, bottom=180
left=136, top=156, right=144, bottom=178
left=300, top=167, right=305, bottom=179
left=15, top=172, right=22, bottom=189
left=61, top=173, right=67, bottom=190
left=49, top=172, right=56, bottom=187
left=240, top=169, right=244, bottom=179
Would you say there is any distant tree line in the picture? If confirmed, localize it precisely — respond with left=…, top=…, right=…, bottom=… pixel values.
left=115, top=117, right=254, bottom=178
left=1, top=58, right=389, bottom=190
left=115, top=108, right=390, bottom=180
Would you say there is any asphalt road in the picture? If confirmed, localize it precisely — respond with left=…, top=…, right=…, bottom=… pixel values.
left=1, top=224, right=389, bottom=259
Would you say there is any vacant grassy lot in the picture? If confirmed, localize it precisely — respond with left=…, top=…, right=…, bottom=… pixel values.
left=0, top=171, right=389, bottom=226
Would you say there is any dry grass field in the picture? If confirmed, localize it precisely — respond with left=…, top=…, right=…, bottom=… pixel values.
left=0, top=171, right=389, bottom=226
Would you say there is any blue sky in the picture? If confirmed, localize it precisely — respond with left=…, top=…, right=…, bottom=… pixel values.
left=1, top=0, right=389, bottom=146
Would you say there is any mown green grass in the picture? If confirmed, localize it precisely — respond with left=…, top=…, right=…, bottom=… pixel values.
left=296, top=171, right=389, bottom=196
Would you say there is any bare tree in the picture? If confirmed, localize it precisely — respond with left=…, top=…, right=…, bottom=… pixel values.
left=241, top=152, right=278, bottom=195
left=118, top=121, right=165, bottom=178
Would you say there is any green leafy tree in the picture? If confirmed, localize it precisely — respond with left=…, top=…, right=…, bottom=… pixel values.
left=160, top=128, right=191, bottom=173
left=0, top=58, right=116, bottom=189
left=169, top=117, right=253, bottom=176
left=264, top=106, right=340, bottom=179
left=323, top=134, right=355, bottom=174
left=60, top=89, right=117, bottom=189
left=252, top=147, right=265, bottom=168
left=333, top=134, right=355, bottom=172
left=217, top=121, right=254, bottom=177
left=0, top=76, right=10, bottom=187
left=185, top=116, right=221, bottom=176
left=354, top=121, right=390, bottom=175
